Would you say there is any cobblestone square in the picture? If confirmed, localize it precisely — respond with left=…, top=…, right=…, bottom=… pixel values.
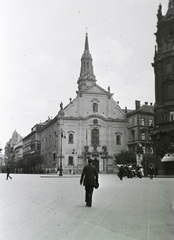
left=0, top=174, right=174, bottom=240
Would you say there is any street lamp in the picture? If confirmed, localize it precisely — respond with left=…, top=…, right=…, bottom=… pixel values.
left=72, top=148, right=77, bottom=175
left=59, top=128, right=65, bottom=176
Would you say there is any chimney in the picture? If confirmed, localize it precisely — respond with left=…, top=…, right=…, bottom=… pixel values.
left=150, top=102, right=153, bottom=106
left=125, top=106, right=127, bottom=113
left=145, top=102, right=148, bottom=105
left=135, top=100, right=140, bottom=110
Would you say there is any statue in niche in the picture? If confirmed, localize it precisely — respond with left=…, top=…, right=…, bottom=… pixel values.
left=93, top=103, right=98, bottom=112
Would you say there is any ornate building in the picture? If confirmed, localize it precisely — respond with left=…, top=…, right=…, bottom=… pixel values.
left=4, top=130, right=22, bottom=167
left=40, top=34, right=129, bottom=174
left=151, top=0, right=174, bottom=174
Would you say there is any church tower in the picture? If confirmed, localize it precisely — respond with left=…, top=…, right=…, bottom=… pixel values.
left=151, top=0, right=174, bottom=174
left=77, top=33, right=97, bottom=91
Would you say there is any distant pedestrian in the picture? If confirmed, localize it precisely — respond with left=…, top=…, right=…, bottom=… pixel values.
left=80, top=158, right=98, bottom=207
left=6, top=165, right=12, bottom=180
left=149, top=166, right=154, bottom=180
left=119, top=165, right=124, bottom=180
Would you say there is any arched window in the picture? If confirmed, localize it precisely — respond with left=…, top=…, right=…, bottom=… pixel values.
left=116, top=135, right=121, bottom=145
left=68, top=133, right=74, bottom=144
left=91, top=129, right=99, bottom=146
left=93, top=103, right=98, bottom=112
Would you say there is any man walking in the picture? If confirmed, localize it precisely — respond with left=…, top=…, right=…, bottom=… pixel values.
left=6, top=165, right=12, bottom=180
left=149, top=165, right=154, bottom=180
left=80, top=158, right=98, bottom=207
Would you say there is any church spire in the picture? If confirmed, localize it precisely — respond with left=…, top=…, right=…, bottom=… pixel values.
left=85, top=33, right=89, bottom=51
left=77, top=33, right=96, bottom=91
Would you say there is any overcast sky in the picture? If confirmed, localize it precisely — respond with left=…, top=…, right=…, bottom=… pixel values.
left=0, top=0, right=169, bottom=151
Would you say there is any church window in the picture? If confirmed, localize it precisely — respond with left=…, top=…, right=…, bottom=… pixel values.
left=68, top=156, right=73, bottom=165
left=116, top=135, right=121, bottom=145
left=93, top=103, right=98, bottom=112
left=68, top=133, right=74, bottom=144
left=91, top=129, right=99, bottom=146
left=87, top=62, right=89, bottom=69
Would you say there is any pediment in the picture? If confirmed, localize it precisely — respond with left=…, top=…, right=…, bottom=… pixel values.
left=84, top=84, right=111, bottom=95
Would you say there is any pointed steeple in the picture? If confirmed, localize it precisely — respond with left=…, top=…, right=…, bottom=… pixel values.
left=77, top=33, right=96, bottom=91
left=85, top=33, right=89, bottom=51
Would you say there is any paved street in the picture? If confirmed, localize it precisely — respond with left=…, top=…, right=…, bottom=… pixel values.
left=0, top=173, right=174, bottom=240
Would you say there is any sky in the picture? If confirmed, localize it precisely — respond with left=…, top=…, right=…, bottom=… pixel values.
left=0, top=0, right=169, bottom=152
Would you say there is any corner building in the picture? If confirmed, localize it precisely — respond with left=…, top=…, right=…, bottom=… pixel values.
left=151, top=1, right=174, bottom=174
left=40, top=34, right=128, bottom=174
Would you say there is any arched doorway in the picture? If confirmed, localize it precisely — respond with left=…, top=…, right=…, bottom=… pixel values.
left=92, top=158, right=99, bottom=173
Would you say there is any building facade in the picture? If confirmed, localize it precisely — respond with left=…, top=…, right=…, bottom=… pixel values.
left=40, top=34, right=129, bottom=174
left=151, top=0, right=174, bottom=174
left=4, top=130, right=22, bottom=172
left=127, top=100, right=154, bottom=174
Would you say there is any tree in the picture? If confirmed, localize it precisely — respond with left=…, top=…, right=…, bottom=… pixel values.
left=115, top=150, right=136, bottom=165
left=153, top=130, right=174, bottom=157
left=15, top=154, right=46, bottom=173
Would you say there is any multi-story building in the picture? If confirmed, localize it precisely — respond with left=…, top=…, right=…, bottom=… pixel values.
left=23, top=120, right=49, bottom=158
left=14, top=140, right=23, bottom=161
left=151, top=0, right=174, bottom=174
left=127, top=100, right=154, bottom=174
left=4, top=130, right=22, bottom=167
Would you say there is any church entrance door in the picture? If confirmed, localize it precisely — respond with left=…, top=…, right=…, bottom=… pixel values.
left=92, top=158, right=99, bottom=173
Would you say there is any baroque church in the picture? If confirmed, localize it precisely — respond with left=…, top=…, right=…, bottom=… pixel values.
left=40, top=33, right=128, bottom=174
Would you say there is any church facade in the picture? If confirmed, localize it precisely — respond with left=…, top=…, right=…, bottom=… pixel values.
left=40, top=34, right=128, bottom=174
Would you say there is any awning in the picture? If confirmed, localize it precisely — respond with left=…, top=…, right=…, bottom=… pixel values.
left=161, top=154, right=174, bottom=162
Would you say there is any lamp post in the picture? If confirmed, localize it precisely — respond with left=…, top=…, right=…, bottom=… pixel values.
left=59, top=128, right=65, bottom=176
left=72, top=148, right=77, bottom=175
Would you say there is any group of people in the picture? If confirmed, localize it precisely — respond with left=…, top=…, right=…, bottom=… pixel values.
left=118, top=164, right=155, bottom=180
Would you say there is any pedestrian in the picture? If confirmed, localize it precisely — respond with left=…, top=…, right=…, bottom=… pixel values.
left=6, top=165, right=12, bottom=180
left=119, top=165, right=124, bottom=180
left=149, top=165, right=154, bottom=180
left=80, top=158, right=98, bottom=207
